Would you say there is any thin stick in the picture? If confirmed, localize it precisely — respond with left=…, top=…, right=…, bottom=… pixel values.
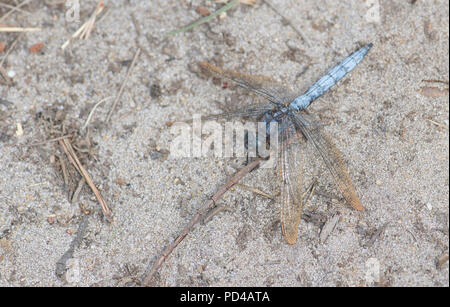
left=61, top=1, right=104, bottom=50
left=0, top=2, right=32, bottom=16
left=105, top=48, right=140, bottom=123
left=319, top=213, right=340, bottom=243
left=143, top=158, right=263, bottom=286
left=81, top=96, right=113, bottom=131
left=422, top=79, right=449, bottom=85
left=163, top=0, right=238, bottom=38
left=426, top=119, right=449, bottom=129
left=201, top=204, right=229, bottom=224
left=0, top=65, right=12, bottom=84
left=235, top=183, right=274, bottom=200
left=59, top=154, right=69, bottom=187
left=0, top=35, right=17, bottom=81
left=0, top=34, right=21, bottom=68
left=0, top=27, right=41, bottom=32
left=71, top=178, right=86, bottom=204
left=59, top=138, right=112, bottom=221
left=19, top=134, right=73, bottom=147
left=44, top=0, right=66, bottom=5
left=79, top=1, right=104, bottom=40
left=0, top=0, right=32, bottom=23
left=130, top=12, right=152, bottom=60
left=302, top=178, right=317, bottom=206
left=262, top=0, right=310, bottom=47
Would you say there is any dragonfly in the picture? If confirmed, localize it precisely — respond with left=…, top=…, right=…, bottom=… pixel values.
left=198, top=43, right=372, bottom=244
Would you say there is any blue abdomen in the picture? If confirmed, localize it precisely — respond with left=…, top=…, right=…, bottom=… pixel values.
left=290, top=43, right=373, bottom=110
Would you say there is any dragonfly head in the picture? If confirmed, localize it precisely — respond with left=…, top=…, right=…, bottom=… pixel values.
left=263, top=108, right=287, bottom=124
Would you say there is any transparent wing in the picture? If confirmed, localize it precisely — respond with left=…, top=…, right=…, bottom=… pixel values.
left=291, top=112, right=363, bottom=211
left=199, top=61, right=298, bottom=107
left=279, top=117, right=304, bottom=244
left=173, top=103, right=274, bottom=126
left=201, top=103, right=274, bottom=121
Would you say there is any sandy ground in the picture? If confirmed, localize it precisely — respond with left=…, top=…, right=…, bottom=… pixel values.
left=0, top=0, right=448, bottom=287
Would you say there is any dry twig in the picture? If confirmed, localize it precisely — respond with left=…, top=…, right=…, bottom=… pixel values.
left=0, top=26, right=40, bottom=32
left=105, top=48, right=141, bottom=123
left=61, top=1, right=105, bottom=50
left=59, top=138, right=112, bottom=221
left=235, top=183, right=274, bottom=200
left=262, top=0, right=310, bottom=47
left=143, top=158, right=263, bottom=286
left=0, top=0, right=33, bottom=23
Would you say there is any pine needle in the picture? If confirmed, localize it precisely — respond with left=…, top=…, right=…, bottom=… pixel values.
left=163, top=0, right=238, bottom=38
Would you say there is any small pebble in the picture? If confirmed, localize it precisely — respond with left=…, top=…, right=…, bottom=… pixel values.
left=196, top=5, right=210, bottom=16
left=47, top=216, right=56, bottom=225
left=0, top=42, right=6, bottom=53
left=29, top=42, right=44, bottom=53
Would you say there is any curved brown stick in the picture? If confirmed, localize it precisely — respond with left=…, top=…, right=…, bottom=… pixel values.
left=143, top=158, right=263, bottom=286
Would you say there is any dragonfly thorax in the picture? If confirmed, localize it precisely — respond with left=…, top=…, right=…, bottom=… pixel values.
left=263, top=107, right=289, bottom=124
